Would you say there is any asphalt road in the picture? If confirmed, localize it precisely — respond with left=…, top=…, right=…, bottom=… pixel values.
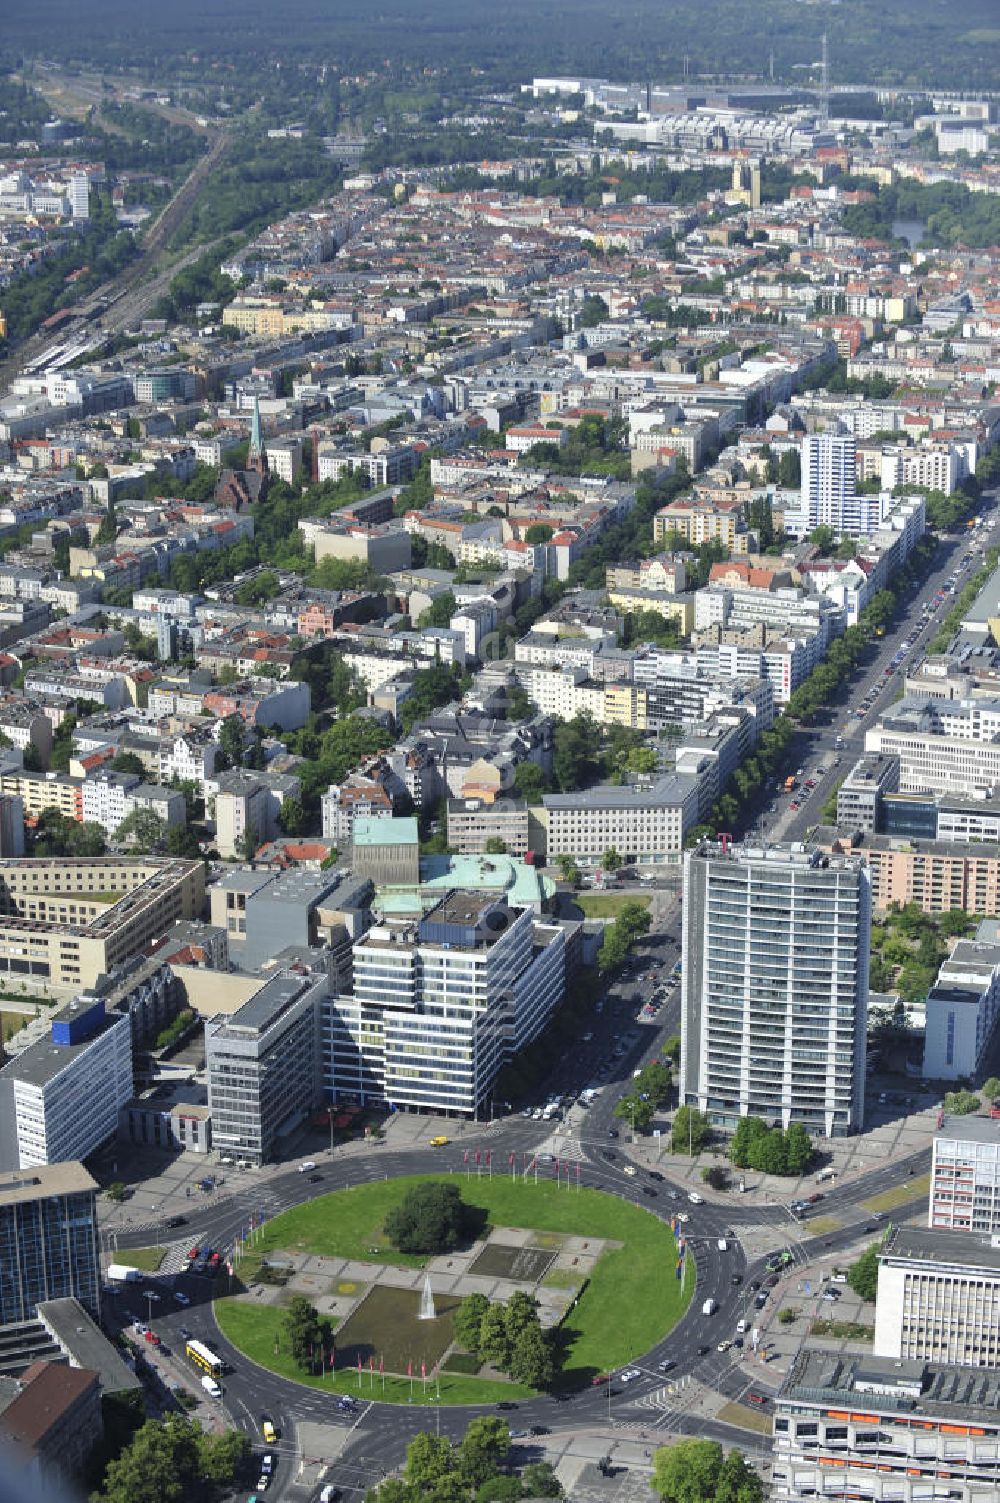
left=760, top=495, right=999, bottom=847
left=101, top=508, right=999, bottom=1492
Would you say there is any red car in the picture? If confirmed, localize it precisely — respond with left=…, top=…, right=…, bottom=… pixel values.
left=591, top=1373, right=610, bottom=1386
left=209, top=1252, right=221, bottom=1268
left=143, top=1331, right=161, bottom=1347
left=747, top=1392, right=767, bottom=1406
left=187, top=1246, right=200, bottom=1261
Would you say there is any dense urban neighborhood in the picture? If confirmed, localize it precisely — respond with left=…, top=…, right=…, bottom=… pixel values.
left=0, top=8, right=999, bottom=1502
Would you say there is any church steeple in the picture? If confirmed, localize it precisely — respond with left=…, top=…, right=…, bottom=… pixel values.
left=248, top=395, right=267, bottom=468
left=247, top=394, right=269, bottom=497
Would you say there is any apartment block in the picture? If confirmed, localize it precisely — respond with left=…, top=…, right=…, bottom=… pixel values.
left=327, top=891, right=565, bottom=1116
left=681, top=842, right=870, bottom=1137
left=205, top=969, right=326, bottom=1165
left=874, top=1226, right=1000, bottom=1370
left=772, top=1349, right=1000, bottom=1503
left=0, top=1163, right=100, bottom=1325
left=930, top=1115, right=1000, bottom=1235
left=540, top=775, right=700, bottom=869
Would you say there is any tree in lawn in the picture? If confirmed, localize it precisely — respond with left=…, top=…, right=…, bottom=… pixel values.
left=283, top=1294, right=323, bottom=1370
left=509, top=1320, right=554, bottom=1389
left=453, top=1291, right=490, bottom=1354
left=384, top=1181, right=469, bottom=1254
left=477, top=1301, right=512, bottom=1370
left=602, top=846, right=622, bottom=872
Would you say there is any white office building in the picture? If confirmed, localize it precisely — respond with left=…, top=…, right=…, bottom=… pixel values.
left=923, top=931, right=1000, bottom=1082
left=326, top=891, right=565, bottom=1116
left=0, top=996, right=132, bottom=1170
left=930, top=1115, right=1000, bottom=1235
left=773, top=1350, right=1000, bottom=1503
left=541, top=775, right=700, bottom=869
left=874, top=1226, right=1000, bottom=1369
left=680, top=842, right=870, bottom=1137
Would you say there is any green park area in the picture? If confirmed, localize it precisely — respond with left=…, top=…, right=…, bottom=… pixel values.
left=214, top=1175, right=693, bottom=1405
left=575, top=892, right=651, bottom=920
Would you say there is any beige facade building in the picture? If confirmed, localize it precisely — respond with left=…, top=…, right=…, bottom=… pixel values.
left=446, top=797, right=530, bottom=857
left=0, top=857, right=205, bottom=990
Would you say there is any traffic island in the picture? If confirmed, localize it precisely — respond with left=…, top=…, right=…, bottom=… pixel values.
left=213, top=1175, right=693, bottom=1404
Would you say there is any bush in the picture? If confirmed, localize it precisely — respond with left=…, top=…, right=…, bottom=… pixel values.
left=777, top=1307, right=798, bottom=1325
left=848, top=1245, right=880, bottom=1303
left=943, top=1090, right=981, bottom=1116
left=384, top=1181, right=472, bottom=1254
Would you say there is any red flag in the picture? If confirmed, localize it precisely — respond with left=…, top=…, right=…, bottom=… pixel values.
left=463, top=1150, right=469, bottom=1164
left=486, top=1150, right=491, bottom=1165
left=357, top=1353, right=362, bottom=1373
left=379, top=1353, right=384, bottom=1374
left=329, top=1348, right=336, bottom=1369
left=408, top=1359, right=413, bottom=1378
left=421, top=1360, right=427, bottom=1379
left=509, top=1152, right=515, bottom=1165
left=369, top=1354, right=374, bottom=1373
left=475, top=1150, right=481, bottom=1165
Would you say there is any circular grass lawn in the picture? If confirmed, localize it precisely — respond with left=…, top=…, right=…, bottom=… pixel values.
left=214, top=1174, right=694, bottom=1406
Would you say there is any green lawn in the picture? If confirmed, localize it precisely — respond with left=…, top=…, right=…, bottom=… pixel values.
left=116, top=1246, right=164, bottom=1272
left=220, top=1175, right=693, bottom=1401
left=214, top=1301, right=533, bottom=1406
left=575, top=892, right=652, bottom=920
left=861, top=1175, right=930, bottom=1213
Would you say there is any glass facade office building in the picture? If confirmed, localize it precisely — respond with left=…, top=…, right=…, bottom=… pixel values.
left=0, top=1163, right=100, bottom=1325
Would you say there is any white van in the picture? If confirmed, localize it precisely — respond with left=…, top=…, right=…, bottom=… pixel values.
left=201, top=1374, right=222, bottom=1398
left=717, top=1238, right=728, bottom=1252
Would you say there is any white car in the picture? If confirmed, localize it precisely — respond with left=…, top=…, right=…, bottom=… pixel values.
left=298, top=1160, right=317, bottom=1173
left=676, top=1212, right=690, bottom=1223
left=619, top=1368, right=641, bottom=1383
left=623, top=1164, right=637, bottom=1177
left=688, top=1192, right=704, bottom=1204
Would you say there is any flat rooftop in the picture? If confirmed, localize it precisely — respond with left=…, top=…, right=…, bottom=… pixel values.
left=0, top=1162, right=97, bottom=1208
left=353, top=815, right=419, bottom=847
left=936, top=1113, right=1000, bottom=1145
left=782, top=1349, right=1000, bottom=1424
left=543, top=774, right=694, bottom=810
left=37, top=1299, right=141, bottom=1396
left=222, top=971, right=317, bottom=1035
left=0, top=1008, right=129, bottom=1091
left=882, top=1223, right=1000, bottom=1273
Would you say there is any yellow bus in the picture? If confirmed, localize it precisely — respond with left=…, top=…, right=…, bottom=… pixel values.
left=185, top=1339, right=224, bottom=1378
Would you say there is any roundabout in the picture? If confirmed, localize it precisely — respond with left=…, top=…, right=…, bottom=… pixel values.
left=212, top=1174, right=695, bottom=1406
